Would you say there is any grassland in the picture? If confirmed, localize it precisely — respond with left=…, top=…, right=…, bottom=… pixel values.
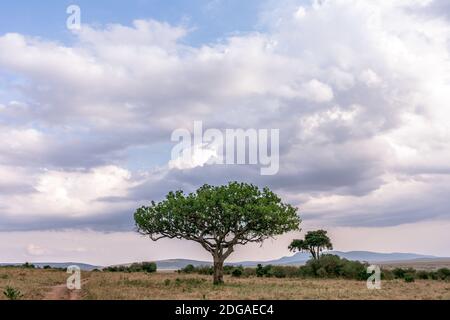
left=0, top=268, right=68, bottom=300
left=1, top=268, right=449, bottom=300
left=379, top=259, right=450, bottom=271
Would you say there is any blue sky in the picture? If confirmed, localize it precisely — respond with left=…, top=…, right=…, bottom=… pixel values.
left=0, top=0, right=264, bottom=46
left=1, top=0, right=450, bottom=264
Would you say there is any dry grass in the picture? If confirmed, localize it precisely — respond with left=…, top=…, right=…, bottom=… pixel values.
left=0, top=268, right=68, bottom=300
left=1, top=268, right=449, bottom=300
left=83, top=272, right=450, bottom=300
left=379, top=259, right=450, bottom=271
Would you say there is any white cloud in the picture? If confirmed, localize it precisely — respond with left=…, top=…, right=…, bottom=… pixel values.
left=0, top=0, right=449, bottom=259
left=298, top=79, right=334, bottom=103
left=26, top=244, right=49, bottom=256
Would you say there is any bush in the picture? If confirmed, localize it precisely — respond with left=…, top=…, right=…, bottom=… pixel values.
left=141, top=262, right=157, bottom=273
left=3, top=286, right=23, bottom=300
left=436, top=268, right=450, bottom=280
left=231, top=267, right=243, bottom=277
left=243, top=268, right=256, bottom=277
left=302, top=254, right=368, bottom=279
left=381, top=269, right=395, bottom=280
left=416, top=271, right=429, bottom=280
left=22, top=262, right=35, bottom=269
left=271, top=266, right=287, bottom=278
left=404, top=273, right=415, bottom=283
left=104, top=262, right=157, bottom=273
left=180, top=264, right=195, bottom=274
left=196, top=266, right=214, bottom=275
left=181, top=264, right=195, bottom=273
left=256, top=264, right=265, bottom=277
left=392, top=268, right=416, bottom=279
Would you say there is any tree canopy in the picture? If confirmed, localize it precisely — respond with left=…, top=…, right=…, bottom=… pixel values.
left=289, top=230, right=333, bottom=260
left=134, top=182, right=301, bottom=284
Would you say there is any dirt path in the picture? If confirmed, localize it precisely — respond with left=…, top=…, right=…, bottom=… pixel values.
left=43, top=280, right=87, bottom=300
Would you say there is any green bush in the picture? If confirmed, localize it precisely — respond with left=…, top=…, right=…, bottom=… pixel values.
left=256, top=264, right=265, bottom=277
left=231, top=267, right=243, bottom=277
left=404, top=273, right=415, bottom=283
left=22, top=262, right=35, bottom=269
left=436, top=268, right=450, bottom=280
left=3, top=286, right=23, bottom=300
left=243, top=268, right=256, bottom=277
left=416, top=271, right=429, bottom=280
left=271, top=266, right=287, bottom=278
left=141, top=262, right=157, bottom=273
left=104, top=262, right=157, bottom=273
left=196, top=266, right=214, bottom=275
left=301, top=254, right=368, bottom=279
left=392, top=268, right=416, bottom=279
left=180, top=264, right=195, bottom=274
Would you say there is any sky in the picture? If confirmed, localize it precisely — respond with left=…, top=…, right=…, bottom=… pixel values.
left=1, top=0, right=450, bottom=265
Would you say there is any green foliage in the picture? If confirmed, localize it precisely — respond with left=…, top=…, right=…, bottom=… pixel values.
left=392, top=267, right=416, bottom=279
left=231, top=267, right=244, bottom=277
left=3, top=286, right=23, bottom=300
left=104, top=262, right=157, bottom=273
left=180, top=264, right=196, bottom=274
left=436, top=268, right=450, bottom=280
left=389, top=267, right=450, bottom=281
left=416, top=271, right=429, bottom=280
left=256, top=264, right=265, bottom=277
left=21, top=262, right=35, bottom=269
left=135, top=182, right=300, bottom=246
left=141, top=262, right=157, bottom=273
left=174, top=257, right=450, bottom=282
left=298, top=255, right=369, bottom=280
left=134, top=182, right=301, bottom=284
left=289, top=230, right=333, bottom=260
left=404, top=273, right=415, bottom=283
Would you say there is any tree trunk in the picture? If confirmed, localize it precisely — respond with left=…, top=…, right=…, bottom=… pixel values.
left=310, top=249, right=317, bottom=260
left=213, top=257, right=224, bottom=285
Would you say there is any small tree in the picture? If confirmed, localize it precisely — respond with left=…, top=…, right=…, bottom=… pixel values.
left=134, top=182, right=300, bottom=284
left=289, top=230, right=333, bottom=260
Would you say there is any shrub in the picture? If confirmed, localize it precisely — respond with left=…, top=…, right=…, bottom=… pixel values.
left=271, top=266, right=286, bottom=278
left=196, top=266, right=214, bottom=275
left=256, top=264, right=265, bottom=277
left=141, top=262, right=157, bottom=273
left=22, top=262, right=35, bottom=269
left=223, top=265, right=236, bottom=275
left=404, top=273, right=415, bottom=283
left=436, top=268, right=450, bottom=280
left=3, top=286, right=23, bottom=300
left=381, top=269, right=394, bottom=280
left=300, top=255, right=369, bottom=279
left=416, top=271, right=429, bottom=280
left=341, top=260, right=368, bottom=280
left=180, top=264, right=195, bottom=274
left=392, top=268, right=416, bottom=279
left=243, top=268, right=256, bottom=277
left=231, top=267, right=243, bottom=277
left=104, top=262, right=157, bottom=273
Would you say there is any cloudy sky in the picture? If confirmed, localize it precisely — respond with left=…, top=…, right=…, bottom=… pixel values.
left=1, top=0, right=450, bottom=265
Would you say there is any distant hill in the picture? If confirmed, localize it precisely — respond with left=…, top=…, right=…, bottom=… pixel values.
left=1, top=251, right=444, bottom=271
left=151, top=251, right=442, bottom=270
left=0, top=262, right=99, bottom=271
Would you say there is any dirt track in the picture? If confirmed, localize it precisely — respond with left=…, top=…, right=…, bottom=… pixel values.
left=43, top=281, right=87, bottom=300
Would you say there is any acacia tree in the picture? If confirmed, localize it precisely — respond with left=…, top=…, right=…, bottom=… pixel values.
left=134, top=182, right=300, bottom=284
left=289, top=230, right=333, bottom=260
